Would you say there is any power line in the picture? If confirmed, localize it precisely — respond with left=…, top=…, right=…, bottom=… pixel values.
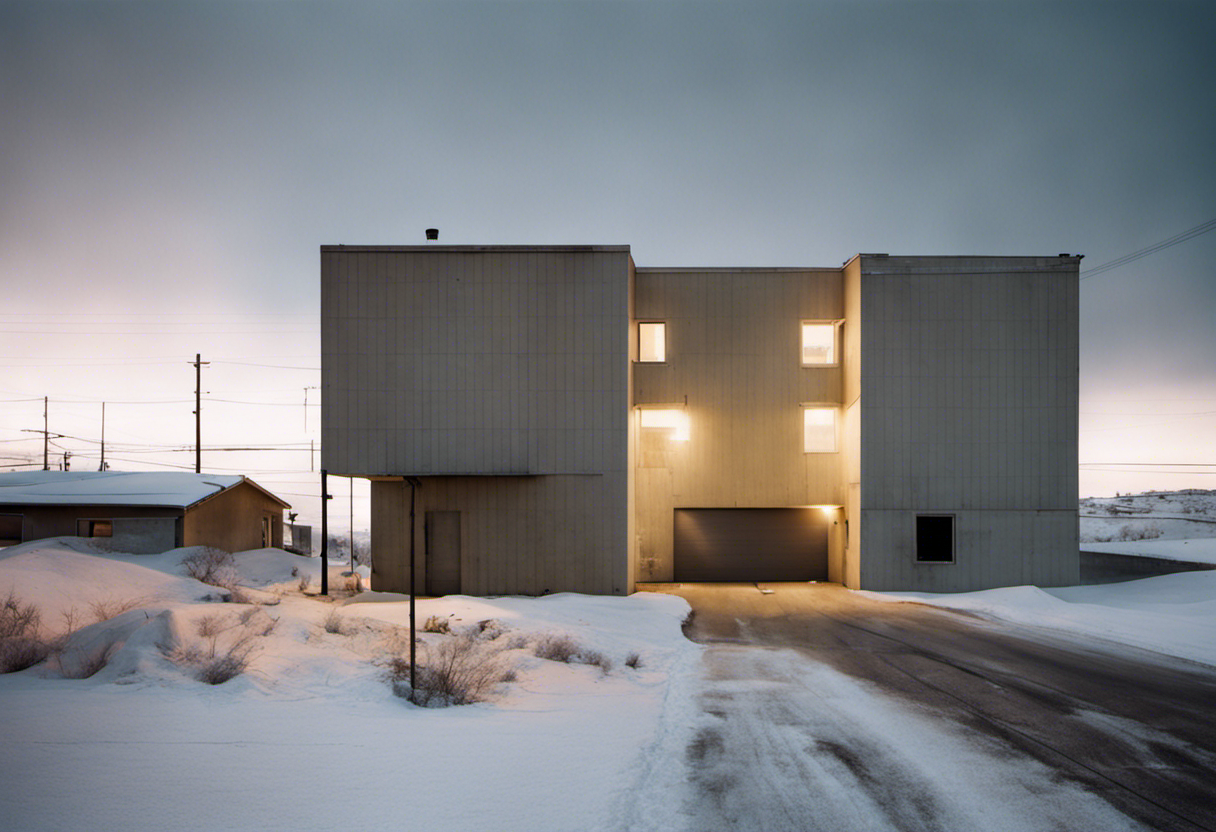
left=1081, top=217, right=1216, bottom=280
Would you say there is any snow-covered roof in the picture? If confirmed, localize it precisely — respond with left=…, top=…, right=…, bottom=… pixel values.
left=0, top=471, right=271, bottom=509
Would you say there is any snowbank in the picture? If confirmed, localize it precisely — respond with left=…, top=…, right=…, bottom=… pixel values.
left=861, top=570, right=1216, bottom=668
left=0, top=539, right=696, bottom=832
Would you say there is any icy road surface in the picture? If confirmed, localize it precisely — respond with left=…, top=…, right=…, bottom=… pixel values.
left=645, top=583, right=1216, bottom=832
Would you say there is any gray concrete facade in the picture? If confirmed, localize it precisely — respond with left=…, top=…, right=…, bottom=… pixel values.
left=322, top=245, right=1079, bottom=596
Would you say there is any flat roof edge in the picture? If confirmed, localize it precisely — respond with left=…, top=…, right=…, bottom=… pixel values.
left=320, top=245, right=631, bottom=253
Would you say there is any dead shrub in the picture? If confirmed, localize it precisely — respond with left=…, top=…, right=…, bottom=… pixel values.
left=173, top=611, right=267, bottom=684
left=389, top=633, right=511, bottom=706
left=59, top=643, right=118, bottom=679
left=534, top=633, right=580, bottom=663
left=89, top=596, right=144, bottom=623
left=195, top=638, right=255, bottom=685
left=298, top=574, right=312, bottom=593
left=322, top=608, right=354, bottom=635
left=1, top=636, right=50, bottom=673
left=577, top=648, right=613, bottom=674
left=0, top=592, right=49, bottom=673
left=625, top=652, right=642, bottom=669
left=181, top=547, right=237, bottom=588
left=0, top=591, right=41, bottom=638
left=422, top=615, right=451, bottom=634
left=477, top=618, right=508, bottom=640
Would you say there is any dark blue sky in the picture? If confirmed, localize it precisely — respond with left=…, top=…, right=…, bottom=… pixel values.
left=2, top=1, right=1214, bottom=506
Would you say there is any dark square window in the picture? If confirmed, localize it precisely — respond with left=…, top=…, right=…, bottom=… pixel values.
left=916, top=515, right=954, bottom=563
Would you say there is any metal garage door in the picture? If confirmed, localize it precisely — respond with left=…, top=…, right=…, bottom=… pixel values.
left=673, top=508, right=828, bottom=582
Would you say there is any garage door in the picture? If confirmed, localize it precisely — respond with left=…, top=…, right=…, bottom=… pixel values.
left=673, top=508, right=828, bottom=582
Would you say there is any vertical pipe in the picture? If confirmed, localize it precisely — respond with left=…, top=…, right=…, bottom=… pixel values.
left=350, top=478, right=355, bottom=572
left=321, top=469, right=329, bottom=596
left=43, top=396, right=48, bottom=471
left=409, top=478, right=417, bottom=697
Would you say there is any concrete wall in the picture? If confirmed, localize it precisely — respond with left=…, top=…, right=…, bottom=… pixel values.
left=183, top=481, right=286, bottom=553
left=330, top=246, right=635, bottom=595
left=858, top=255, right=1080, bottom=591
left=321, top=246, right=632, bottom=478
left=371, top=475, right=629, bottom=595
left=110, top=518, right=177, bottom=554
left=842, top=256, right=862, bottom=588
left=631, top=268, right=846, bottom=581
left=6, top=505, right=183, bottom=547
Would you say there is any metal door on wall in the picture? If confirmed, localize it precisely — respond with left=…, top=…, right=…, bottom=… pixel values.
left=425, top=510, right=462, bottom=596
left=673, top=507, right=828, bottom=582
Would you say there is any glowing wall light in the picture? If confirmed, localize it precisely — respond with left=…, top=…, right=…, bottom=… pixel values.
left=639, top=407, right=689, bottom=441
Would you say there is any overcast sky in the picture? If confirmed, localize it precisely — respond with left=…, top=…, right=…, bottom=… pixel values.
left=2, top=0, right=1214, bottom=527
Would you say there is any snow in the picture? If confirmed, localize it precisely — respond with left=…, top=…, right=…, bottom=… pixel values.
left=0, top=470, right=246, bottom=507
left=861, top=570, right=1216, bottom=669
left=3, top=531, right=1215, bottom=830
left=0, top=537, right=695, bottom=832
left=1082, top=536, right=1216, bottom=564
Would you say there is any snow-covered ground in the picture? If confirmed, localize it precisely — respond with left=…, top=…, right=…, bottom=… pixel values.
left=863, top=566, right=1216, bottom=669
left=1080, top=488, right=1216, bottom=553
left=0, top=538, right=695, bottom=832
left=4, top=529, right=1216, bottom=830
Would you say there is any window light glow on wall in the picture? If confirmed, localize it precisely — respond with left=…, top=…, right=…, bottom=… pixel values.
left=638, top=322, right=666, bottom=362
left=801, top=322, right=837, bottom=365
left=639, top=407, right=689, bottom=440
left=803, top=407, right=837, bottom=453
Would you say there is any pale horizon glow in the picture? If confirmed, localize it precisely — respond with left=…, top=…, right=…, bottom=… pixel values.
left=2, top=1, right=1215, bottom=525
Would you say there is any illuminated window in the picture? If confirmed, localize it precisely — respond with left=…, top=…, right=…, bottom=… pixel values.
left=639, top=407, right=688, bottom=440
left=916, top=515, right=954, bottom=563
left=803, top=407, right=837, bottom=453
left=801, top=322, right=837, bottom=366
left=638, top=322, right=666, bottom=363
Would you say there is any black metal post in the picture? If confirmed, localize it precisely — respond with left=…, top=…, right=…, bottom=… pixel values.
left=320, top=469, right=331, bottom=595
left=409, top=477, right=417, bottom=697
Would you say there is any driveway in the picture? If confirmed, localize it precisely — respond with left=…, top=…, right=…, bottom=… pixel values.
left=645, top=582, right=1216, bottom=832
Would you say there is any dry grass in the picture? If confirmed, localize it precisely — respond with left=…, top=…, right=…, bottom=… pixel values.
left=422, top=615, right=451, bottom=634
left=387, top=634, right=513, bottom=707
left=534, top=633, right=580, bottom=663
left=58, top=643, right=118, bottom=679
left=625, top=652, right=642, bottom=669
left=0, top=592, right=49, bottom=673
left=173, top=611, right=269, bottom=684
left=322, top=608, right=352, bottom=635
left=88, top=596, right=145, bottom=623
left=180, top=547, right=237, bottom=588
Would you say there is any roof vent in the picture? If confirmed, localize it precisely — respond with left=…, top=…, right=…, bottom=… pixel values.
left=425, top=228, right=439, bottom=241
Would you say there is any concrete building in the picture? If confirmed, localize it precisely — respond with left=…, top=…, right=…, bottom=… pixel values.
left=0, top=471, right=290, bottom=554
left=321, top=245, right=1079, bottom=596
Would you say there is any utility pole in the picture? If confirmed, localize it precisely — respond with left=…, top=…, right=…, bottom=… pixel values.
left=99, top=403, right=106, bottom=471
left=43, top=396, right=48, bottom=471
left=191, top=354, right=209, bottom=473
left=350, top=478, right=355, bottom=570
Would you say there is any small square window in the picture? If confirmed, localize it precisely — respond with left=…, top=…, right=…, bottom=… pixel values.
left=916, top=515, right=954, bottom=563
left=803, top=407, right=837, bottom=453
left=639, top=322, right=666, bottom=363
left=801, top=322, right=837, bottom=366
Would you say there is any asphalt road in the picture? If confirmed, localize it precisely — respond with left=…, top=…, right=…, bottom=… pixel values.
left=646, top=582, right=1216, bottom=832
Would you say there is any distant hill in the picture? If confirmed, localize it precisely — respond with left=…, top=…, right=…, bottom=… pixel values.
left=1080, top=490, right=1216, bottom=543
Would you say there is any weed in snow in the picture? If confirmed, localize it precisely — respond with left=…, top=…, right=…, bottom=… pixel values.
left=0, top=592, right=49, bottom=673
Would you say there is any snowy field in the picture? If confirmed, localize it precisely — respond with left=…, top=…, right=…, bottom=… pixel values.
left=1080, top=489, right=1216, bottom=555
left=0, top=538, right=696, bottom=832
left=3, top=521, right=1216, bottom=830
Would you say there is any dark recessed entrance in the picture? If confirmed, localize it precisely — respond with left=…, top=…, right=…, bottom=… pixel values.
left=673, top=507, right=829, bottom=582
